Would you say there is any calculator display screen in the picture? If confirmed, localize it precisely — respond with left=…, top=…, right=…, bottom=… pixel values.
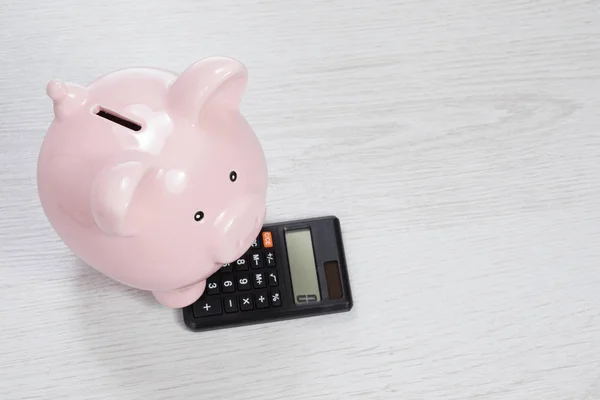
left=285, top=229, right=322, bottom=304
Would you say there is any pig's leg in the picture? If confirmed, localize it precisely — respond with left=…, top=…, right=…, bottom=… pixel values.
left=152, top=280, right=206, bottom=308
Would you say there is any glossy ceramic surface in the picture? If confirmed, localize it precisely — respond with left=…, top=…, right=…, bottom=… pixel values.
left=37, top=57, right=268, bottom=307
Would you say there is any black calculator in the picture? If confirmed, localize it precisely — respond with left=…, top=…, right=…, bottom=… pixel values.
left=182, top=215, right=353, bottom=331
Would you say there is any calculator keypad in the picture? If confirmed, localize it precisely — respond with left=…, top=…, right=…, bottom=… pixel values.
left=223, top=296, right=238, bottom=313
left=268, top=271, right=279, bottom=286
left=270, top=291, right=282, bottom=307
left=265, top=251, right=276, bottom=267
left=249, top=252, right=263, bottom=269
left=255, top=292, right=269, bottom=308
left=221, top=263, right=232, bottom=272
left=193, top=230, right=281, bottom=318
left=193, top=297, right=222, bottom=317
left=240, top=294, right=254, bottom=311
left=262, top=231, right=274, bottom=248
left=206, top=276, right=219, bottom=295
left=222, top=275, right=235, bottom=293
left=237, top=274, right=251, bottom=291
left=235, top=256, right=248, bottom=271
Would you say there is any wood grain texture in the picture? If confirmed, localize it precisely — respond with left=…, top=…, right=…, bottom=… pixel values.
left=1, top=0, right=600, bottom=398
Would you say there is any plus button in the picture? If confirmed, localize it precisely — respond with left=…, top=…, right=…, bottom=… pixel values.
left=193, top=297, right=222, bottom=317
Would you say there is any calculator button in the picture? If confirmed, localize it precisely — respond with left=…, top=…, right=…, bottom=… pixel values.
left=235, top=255, right=248, bottom=271
left=296, top=294, right=319, bottom=303
left=250, top=237, right=261, bottom=249
left=221, top=263, right=232, bottom=272
left=239, top=295, right=254, bottom=311
left=270, top=291, right=282, bottom=307
left=255, top=292, right=269, bottom=309
left=222, top=275, right=235, bottom=293
left=268, top=271, right=279, bottom=287
left=206, top=276, right=219, bottom=295
left=223, top=296, right=238, bottom=313
left=249, top=252, right=263, bottom=269
left=262, top=231, right=273, bottom=248
left=253, top=272, right=266, bottom=289
left=193, top=297, right=222, bottom=317
left=265, top=251, right=276, bottom=267
left=237, top=274, right=251, bottom=291
left=306, top=294, right=318, bottom=302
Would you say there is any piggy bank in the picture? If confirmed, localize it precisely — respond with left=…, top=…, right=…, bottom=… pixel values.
left=37, top=57, right=268, bottom=308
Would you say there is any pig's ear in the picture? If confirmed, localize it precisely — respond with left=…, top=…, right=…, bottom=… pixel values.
left=90, top=156, right=155, bottom=236
left=168, top=57, right=247, bottom=121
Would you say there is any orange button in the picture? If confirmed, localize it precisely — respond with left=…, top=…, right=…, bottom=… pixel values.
left=262, top=231, right=273, bottom=248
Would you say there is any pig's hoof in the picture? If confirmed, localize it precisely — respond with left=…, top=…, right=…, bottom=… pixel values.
left=152, top=280, right=206, bottom=308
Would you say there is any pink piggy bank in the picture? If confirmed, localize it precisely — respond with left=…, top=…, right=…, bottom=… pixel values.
left=37, top=57, right=268, bottom=308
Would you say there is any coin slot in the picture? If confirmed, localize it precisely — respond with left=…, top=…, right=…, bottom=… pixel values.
left=96, top=108, right=141, bottom=131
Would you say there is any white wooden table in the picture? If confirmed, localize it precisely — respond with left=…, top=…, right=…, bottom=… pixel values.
left=1, top=1, right=600, bottom=398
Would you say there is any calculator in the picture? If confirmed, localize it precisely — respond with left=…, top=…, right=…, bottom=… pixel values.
left=182, top=215, right=353, bottom=331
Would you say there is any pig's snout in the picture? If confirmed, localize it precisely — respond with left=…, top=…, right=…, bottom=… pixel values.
left=213, top=195, right=265, bottom=264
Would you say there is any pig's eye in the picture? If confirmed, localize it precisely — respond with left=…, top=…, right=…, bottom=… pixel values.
left=194, top=211, right=204, bottom=222
left=229, top=171, right=237, bottom=182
